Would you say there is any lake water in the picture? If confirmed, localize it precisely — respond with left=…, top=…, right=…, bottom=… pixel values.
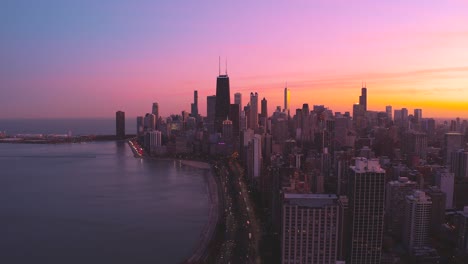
left=0, top=141, right=210, bottom=264
left=0, top=118, right=137, bottom=135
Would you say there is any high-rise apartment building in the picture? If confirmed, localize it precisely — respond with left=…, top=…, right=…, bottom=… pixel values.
left=425, top=186, right=446, bottom=235
left=282, top=193, right=339, bottom=264
left=228, top=104, right=240, bottom=138
left=136, top=116, right=144, bottom=136
left=451, top=148, right=468, bottom=178
left=414, top=109, right=422, bottom=123
left=152, top=102, right=159, bottom=121
left=386, top=177, right=418, bottom=239
left=215, top=73, right=230, bottom=132
left=144, top=113, right=156, bottom=131
left=386, top=105, right=392, bottom=121
left=403, top=190, right=432, bottom=250
left=116, top=111, right=125, bottom=139
left=435, top=168, right=454, bottom=209
left=206, top=95, right=217, bottom=133
left=249, top=92, right=259, bottom=131
left=261, top=97, right=268, bottom=119
left=445, top=132, right=464, bottom=165
left=348, top=158, right=385, bottom=264
left=191, top=90, right=198, bottom=117
left=234, top=92, right=242, bottom=110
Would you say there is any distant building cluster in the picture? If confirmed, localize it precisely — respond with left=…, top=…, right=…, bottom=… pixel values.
left=115, top=64, right=468, bottom=263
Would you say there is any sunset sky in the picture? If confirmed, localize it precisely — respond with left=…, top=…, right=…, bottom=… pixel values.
left=1, top=0, right=468, bottom=119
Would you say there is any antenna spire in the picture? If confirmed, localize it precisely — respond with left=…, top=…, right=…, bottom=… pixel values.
left=218, top=56, right=221, bottom=76
left=225, top=57, right=228, bottom=75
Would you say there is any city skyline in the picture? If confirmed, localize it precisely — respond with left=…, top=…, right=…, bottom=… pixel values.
left=2, top=1, right=468, bottom=119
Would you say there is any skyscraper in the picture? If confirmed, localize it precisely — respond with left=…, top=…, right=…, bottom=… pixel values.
left=116, top=111, right=125, bottom=139
left=229, top=104, right=240, bottom=138
left=451, top=148, right=468, bottom=178
left=348, top=158, right=385, bottom=264
left=136, top=116, right=144, bottom=136
left=234, top=92, right=242, bottom=110
left=359, top=85, right=367, bottom=111
left=152, top=103, right=159, bottom=121
left=284, top=87, right=290, bottom=114
left=282, top=193, right=340, bottom=264
left=435, top=168, right=454, bottom=209
left=215, top=71, right=230, bottom=132
left=414, top=108, right=422, bottom=123
left=403, top=190, right=432, bottom=250
left=261, top=97, right=268, bottom=118
left=386, top=105, right=392, bottom=121
left=444, top=132, right=464, bottom=165
left=386, top=177, right=417, bottom=239
left=191, top=90, right=198, bottom=117
left=206, top=95, right=217, bottom=133
left=249, top=92, right=258, bottom=130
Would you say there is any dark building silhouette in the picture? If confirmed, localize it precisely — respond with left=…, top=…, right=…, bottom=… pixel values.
left=191, top=90, right=198, bottom=117
left=207, top=95, right=217, bottom=133
left=261, top=97, right=268, bottom=118
left=215, top=73, right=230, bottom=132
left=359, top=85, right=367, bottom=111
left=152, top=102, right=159, bottom=121
left=229, top=104, right=240, bottom=138
left=348, top=158, right=385, bottom=264
left=116, top=111, right=125, bottom=139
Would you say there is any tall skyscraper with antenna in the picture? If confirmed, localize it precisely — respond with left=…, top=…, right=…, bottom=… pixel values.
left=359, top=83, right=367, bottom=111
left=215, top=57, right=230, bottom=132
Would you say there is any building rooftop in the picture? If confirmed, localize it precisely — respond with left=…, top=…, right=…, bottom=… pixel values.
left=284, top=193, right=337, bottom=208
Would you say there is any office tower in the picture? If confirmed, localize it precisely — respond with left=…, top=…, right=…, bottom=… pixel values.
left=144, top=113, right=156, bottom=131
left=284, top=87, right=290, bottom=114
left=352, top=104, right=366, bottom=130
left=191, top=90, right=198, bottom=117
left=261, top=97, right=268, bottom=118
left=116, top=111, right=125, bottom=139
left=359, top=85, right=367, bottom=111
left=252, top=134, right=262, bottom=178
left=239, top=110, right=247, bottom=131
left=282, top=193, right=339, bottom=264
left=455, top=206, right=468, bottom=253
left=215, top=70, right=230, bottom=133
left=386, top=105, right=392, bottom=121
left=337, top=196, right=350, bottom=262
left=435, top=168, right=454, bottom=209
left=228, top=104, right=240, bottom=138
left=249, top=92, right=258, bottom=130
left=136, top=116, right=144, bottom=136
left=147, top=130, right=162, bottom=152
left=152, top=103, right=159, bottom=121
left=445, top=132, right=464, bottom=165
left=401, top=108, right=409, bottom=127
left=414, top=109, right=422, bottom=123
left=348, top=158, right=385, bottom=264
left=451, top=148, right=468, bottom=178
left=206, top=95, right=216, bottom=133
left=403, top=190, right=432, bottom=251
left=402, top=131, right=428, bottom=160
left=386, top=177, right=418, bottom=239
left=222, top=118, right=233, bottom=140
left=234, top=92, right=242, bottom=110
left=425, top=186, right=446, bottom=235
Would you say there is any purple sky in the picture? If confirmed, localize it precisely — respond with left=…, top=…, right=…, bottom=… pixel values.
left=1, top=0, right=468, bottom=118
